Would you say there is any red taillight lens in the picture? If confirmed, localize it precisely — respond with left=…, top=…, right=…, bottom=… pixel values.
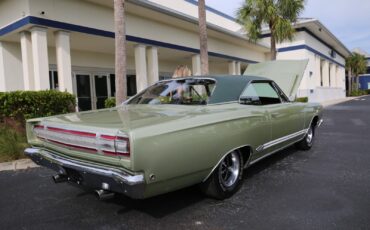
left=33, top=124, right=130, bottom=157
left=100, top=134, right=130, bottom=157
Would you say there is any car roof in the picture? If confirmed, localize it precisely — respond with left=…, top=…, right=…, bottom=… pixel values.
left=192, top=75, right=270, bottom=104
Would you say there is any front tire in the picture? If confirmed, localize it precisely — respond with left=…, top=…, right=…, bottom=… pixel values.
left=201, top=151, right=244, bottom=200
left=296, top=124, right=315, bottom=150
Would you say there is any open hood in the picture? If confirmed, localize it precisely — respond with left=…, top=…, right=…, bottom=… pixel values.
left=243, top=60, right=308, bottom=100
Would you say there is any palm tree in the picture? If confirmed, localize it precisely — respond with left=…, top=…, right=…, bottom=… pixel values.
left=114, top=0, right=127, bottom=105
left=237, top=0, right=305, bottom=60
left=346, top=53, right=367, bottom=94
left=198, top=0, right=209, bottom=75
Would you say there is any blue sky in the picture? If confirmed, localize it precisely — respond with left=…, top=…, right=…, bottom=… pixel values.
left=205, top=0, right=370, bottom=54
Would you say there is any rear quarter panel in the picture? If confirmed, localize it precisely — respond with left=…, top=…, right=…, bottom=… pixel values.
left=130, top=104, right=270, bottom=197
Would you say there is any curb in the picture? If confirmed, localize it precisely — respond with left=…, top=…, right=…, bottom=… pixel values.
left=0, top=159, right=39, bottom=172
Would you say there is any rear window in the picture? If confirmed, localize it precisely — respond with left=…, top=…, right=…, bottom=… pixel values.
left=128, top=78, right=216, bottom=105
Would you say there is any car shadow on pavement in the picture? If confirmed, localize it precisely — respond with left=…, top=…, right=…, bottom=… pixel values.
left=98, top=146, right=300, bottom=219
left=102, top=185, right=205, bottom=218
left=244, top=145, right=298, bottom=180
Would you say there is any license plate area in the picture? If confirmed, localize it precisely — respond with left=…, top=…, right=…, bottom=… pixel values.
left=64, top=167, right=84, bottom=184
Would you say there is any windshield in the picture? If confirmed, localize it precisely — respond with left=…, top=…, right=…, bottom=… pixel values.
left=127, top=78, right=216, bottom=105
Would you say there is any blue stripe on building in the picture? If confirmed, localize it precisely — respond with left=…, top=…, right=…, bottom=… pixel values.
left=0, top=16, right=257, bottom=64
left=278, top=44, right=345, bottom=68
left=261, top=27, right=345, bottom=60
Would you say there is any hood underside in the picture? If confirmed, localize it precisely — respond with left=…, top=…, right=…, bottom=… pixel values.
left=243, top=60, right=309, bottom=99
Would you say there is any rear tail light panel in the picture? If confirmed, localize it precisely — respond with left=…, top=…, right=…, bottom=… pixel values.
left=33, top=124, right=130, bottom=158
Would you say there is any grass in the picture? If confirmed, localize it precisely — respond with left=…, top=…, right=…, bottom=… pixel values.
left=0, top=125, right=28, bottom=162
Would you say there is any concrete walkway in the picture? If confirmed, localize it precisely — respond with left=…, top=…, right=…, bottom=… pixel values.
left=0, top=158, right=38, bottom=172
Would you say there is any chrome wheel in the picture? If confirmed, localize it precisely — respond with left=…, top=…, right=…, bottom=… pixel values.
left=306, top=126, right=313, bottom=146
left=218, top=151, right=240, bottom=188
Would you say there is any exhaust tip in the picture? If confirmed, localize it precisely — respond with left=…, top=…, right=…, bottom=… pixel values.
left=95, top=189, right=115, bottom=200
left=52, top=174, right=68, bottom=183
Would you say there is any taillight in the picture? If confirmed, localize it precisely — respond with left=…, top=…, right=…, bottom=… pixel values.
left=100, top=134, right=130, bottom=157
left=33, top=124, right=130, bottom=157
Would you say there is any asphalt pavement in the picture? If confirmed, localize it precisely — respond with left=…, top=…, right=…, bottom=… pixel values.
left=1, top=96, right=370, bottom=230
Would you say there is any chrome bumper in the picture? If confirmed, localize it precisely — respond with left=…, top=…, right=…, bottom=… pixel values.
left=24, top=148, right=145, bottom=199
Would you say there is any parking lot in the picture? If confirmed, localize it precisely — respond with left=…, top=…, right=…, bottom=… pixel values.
left=1, top=96, right=370, bottom=230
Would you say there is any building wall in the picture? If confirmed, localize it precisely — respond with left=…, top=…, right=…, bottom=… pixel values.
left=0, top=41, right=24, bottom=91
left=0, top=0, right=30, bottom=29
left=26, top=0, right=265, bottom=63
left=271, top=31, right=346, bottom=102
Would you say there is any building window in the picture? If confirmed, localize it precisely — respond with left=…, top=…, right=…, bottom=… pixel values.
left=109, top=74, right=137, bottom=97
left=49, top=71, right=59, bottom=90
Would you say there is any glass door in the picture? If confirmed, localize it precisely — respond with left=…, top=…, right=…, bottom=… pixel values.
left=75, top=74, right=93, bottom=111
left=94, top=74, right=109, bottom=109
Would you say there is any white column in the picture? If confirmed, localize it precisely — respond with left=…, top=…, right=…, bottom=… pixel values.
left=236, top=62, right=241, bottom=75
left=146, top=46, right=159, bottom=85
left=20, top=31, right=34, bottom=90
left=134, top=44, right=148, bottom=92
left=330, top=64, right=337, bottom=88
left=0, top=42, right=6, bottom=91
left=55, top=31, right=73, bottom=93
left=322, top=60, right=329, bottom=87
left=315, top=55, right=321, bottom=87
left=192, top=54, right=201, bottom=76
left=31, top=27, right=49, bottom=90
left=228, top=61, right=236, bottom=75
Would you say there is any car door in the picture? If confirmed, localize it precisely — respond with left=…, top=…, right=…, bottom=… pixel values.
left=240, top=81, right=305, bottom=155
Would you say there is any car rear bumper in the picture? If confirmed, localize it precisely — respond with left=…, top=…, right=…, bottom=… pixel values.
left=24, top=148, right=145, bottom=199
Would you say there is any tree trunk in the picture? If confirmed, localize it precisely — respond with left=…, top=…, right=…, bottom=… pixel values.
left=356, top=75, right=360, bottom=90
left=114, top=0, right=127, bottom=105
left=270, top=34, right=277, bottom=60
left=198, top=0, right=209, bottom=75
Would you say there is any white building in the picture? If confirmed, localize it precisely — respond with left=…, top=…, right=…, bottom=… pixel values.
left=0, top=0, right=351, bottom=110
left=261, top=18, right=351, bottom=102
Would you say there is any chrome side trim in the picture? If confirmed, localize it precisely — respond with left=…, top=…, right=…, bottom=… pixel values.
left=256, top=129, right=308, bottom=152
left=24, top=148, right=144, bottom=185
left=202, top=144, right=253, bottom=182
left=249, top=139, right=301, bottom=165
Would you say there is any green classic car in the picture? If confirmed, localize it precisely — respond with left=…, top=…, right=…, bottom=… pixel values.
left=25, top=62, right=323, bottom=200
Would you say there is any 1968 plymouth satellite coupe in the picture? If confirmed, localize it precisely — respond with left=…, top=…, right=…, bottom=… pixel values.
left=25, top=64, right=323, bottom=200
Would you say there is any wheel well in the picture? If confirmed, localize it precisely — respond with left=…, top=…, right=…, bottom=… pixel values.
left=311, top=116, right=319, bottom=127
left=236, top=146, right=252, bottom=166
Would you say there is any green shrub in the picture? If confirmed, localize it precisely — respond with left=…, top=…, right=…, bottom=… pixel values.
left=350, top=90, right=368, bottom=96
left=0, top=125, right=28, bottom=162
left=295, top=97, right=308, bottom=103
left=0, top=90, right=75, bottom=123
left=105, top=97, right=116, bottom=108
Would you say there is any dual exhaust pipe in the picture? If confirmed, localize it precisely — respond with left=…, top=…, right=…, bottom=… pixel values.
left=52, top=174, right=115, bottom=200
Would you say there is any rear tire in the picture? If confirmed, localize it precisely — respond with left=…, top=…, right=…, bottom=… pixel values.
left=296, top=124, right=315, bottom=150
left=201, top=151, right=244, bottom=200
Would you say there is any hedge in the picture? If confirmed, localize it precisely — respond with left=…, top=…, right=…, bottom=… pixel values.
left=295, top=97, right=308, bottom=103
left=0, top=90, right=76, bottom=122
left=104, top=97, right=116, bottom=108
